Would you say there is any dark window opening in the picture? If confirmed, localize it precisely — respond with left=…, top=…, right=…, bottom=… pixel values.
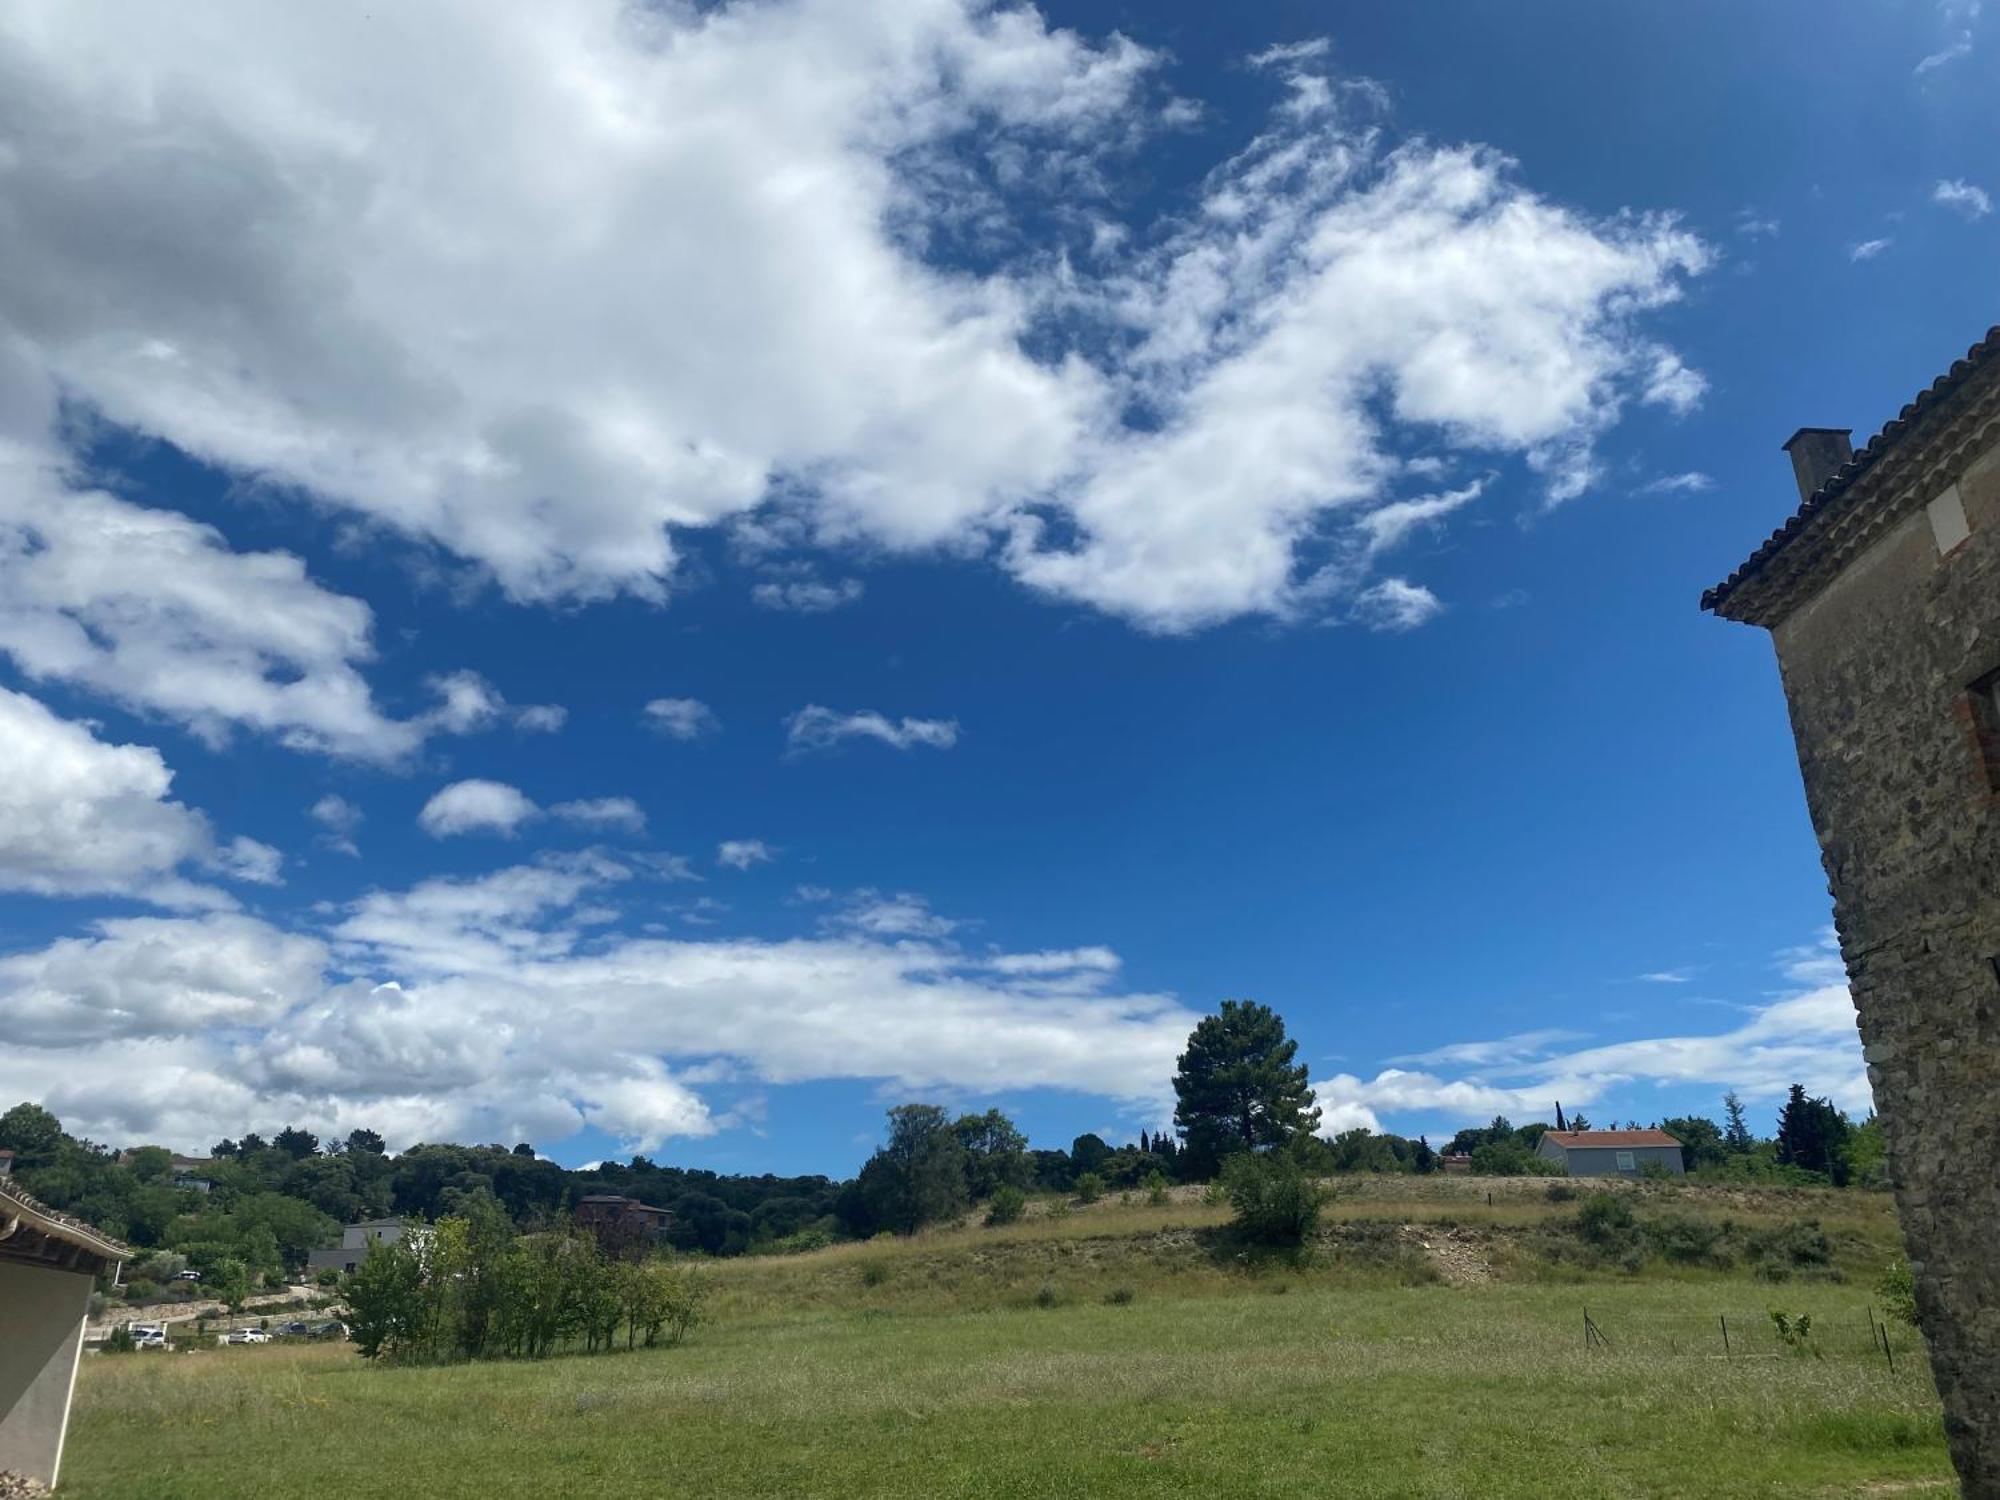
left=1970, top=668, right=2000, bottom=790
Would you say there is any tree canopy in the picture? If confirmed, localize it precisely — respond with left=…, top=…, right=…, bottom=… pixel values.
left=1171, top=1000, right=1320, bottom=1177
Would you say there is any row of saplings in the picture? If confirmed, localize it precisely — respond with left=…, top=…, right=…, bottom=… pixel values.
left=341, top=1205, right=705, bottom=1365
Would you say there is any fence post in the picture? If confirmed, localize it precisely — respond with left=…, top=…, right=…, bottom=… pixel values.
left=1719, top=1314, right=1729, bottom=1356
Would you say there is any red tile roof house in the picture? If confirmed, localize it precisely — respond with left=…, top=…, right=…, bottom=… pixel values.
left=574, top=1195, right=673, bottom=1239
left=1534, top=1129, right=1684, bottom=1178
left=0, top=1176, right=129, bottom=1488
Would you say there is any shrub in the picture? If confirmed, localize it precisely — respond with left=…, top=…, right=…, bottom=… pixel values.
left=1103, top=1285, right=1135, bottom=1305
left=1143, top=1170, right=1170, bottom=1207
left=984, top=1186, right=1027, bottom=1226
left=1543, top=1182, right=1577, bottom=1204
left=858, top=1261, right=891, bottom=1289
left=1879, top=1258, right=1919, bottom=1327
left=1201, top=1180, right=1228, bottom=1207
left=1033, top=1283, right=1059, bottom=1309
left=1073, top=1173, right=1105, bottom=1205
left=1576, top=1193, right=1636, bottom=1248
left=1643, top=1211, right=1727, bottom=1267
left=1045, top=1198, right=1072, bottom=1222
left=1746, top=1219, right=1834, bottom=1281
left=102, top=1324, right=136, bottom=1354
left=1222, top=1152, right=1325, bottom=1247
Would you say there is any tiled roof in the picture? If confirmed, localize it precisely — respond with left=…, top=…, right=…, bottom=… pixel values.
left=0, top=1177, right=132, bottom=1261
left=1702, top=324, right=2000, bottom=617
left=1540, top=1129, right=1681, bottom=1150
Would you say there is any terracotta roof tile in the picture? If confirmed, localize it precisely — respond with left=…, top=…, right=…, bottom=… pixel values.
left=1540, top=1129, right=1681, bottom=1149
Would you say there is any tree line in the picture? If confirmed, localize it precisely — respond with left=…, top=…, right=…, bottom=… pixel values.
left=0, top=998, right=1885, bottom=1291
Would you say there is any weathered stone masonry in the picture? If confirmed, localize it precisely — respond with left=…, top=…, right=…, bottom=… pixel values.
left=1705, top=325, right=2000, bottom=1498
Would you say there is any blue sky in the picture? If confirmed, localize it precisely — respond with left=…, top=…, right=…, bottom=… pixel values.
left=0, top=0, right=1993, bottom=1173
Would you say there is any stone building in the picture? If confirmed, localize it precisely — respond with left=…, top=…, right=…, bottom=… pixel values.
left=0, top=1176, right=129, bottom=1487
left=1704, top=323, right=2000, bottom=1496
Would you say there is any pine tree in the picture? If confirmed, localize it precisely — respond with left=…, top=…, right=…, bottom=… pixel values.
left=1171, top=1000, right=1321, bottom=1178
left=1722, top=1091, right=1753, bottom=1153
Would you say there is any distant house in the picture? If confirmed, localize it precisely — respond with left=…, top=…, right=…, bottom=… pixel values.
left=306, top=1218, right=414, bottom=1275
left=1, top=1175, right=129, bottom=1487
left=169, top=1155, right=214, bottom=1195
left=1535, top=1129, right=1684, bottom=1178
left=1436, top=1153, right=1473, bottom=1175
left=574, top=1195, right=673, bottom=1242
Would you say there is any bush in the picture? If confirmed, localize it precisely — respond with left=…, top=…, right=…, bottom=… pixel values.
left=1543, top=1182, right=1577, bottom=1203
left=1143, top=1170, right=1170, bottom=1207
left=102, top=1324, right=136, bottom=1354
left=1033, top=1283, right=1059, bottom=1309
left=1222, top=1152, right=1325, bottom=1247
left=1746, top=1219, right=1834, bottom=1281
left=858, top=1261, right=891, bottom=1289
left=1103, top=1286, right=1135, bottom=1305
left=1643, top=1211, right=1728, bottom=1267
left=1575, top=1194, right=1640, bottom=1262
left=1201, top=1181, right=1228, bottom=1207
left=984, top=1186, right=1026, bottom=1226
left=1073, top=1174, right=1104, bottom=1205
left=1879, top=1258, right=1919, bottom=1327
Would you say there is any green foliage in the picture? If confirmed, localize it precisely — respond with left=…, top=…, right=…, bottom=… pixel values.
left=102, top=1323, right=137, bottom=1354
left=1745, top=1218, right=1835, bottom=1281
left=1776, top=1084, right=1852, bottom=1185
left=1172, top=1000, right=1320, bottom=1179
left=1842, top=1114, right=1889, bottom=1190
left=858, top=1104, right=970, bottom=1235
left=1073, top=1173, right=1104, bottom=1205
left=342, top=1213, right=705, bottom=1364
left=1575, top=1194, right=1637, bottom=1252
left=1143, top=1170, right=1170, bottom=1207
left=1103, top=1285, right=1135, bottom=1305
left=1641, top=1212, right=1728, bottom=1267
left=954, top=1110, right=1030, bottom=1199
left=984, top=1185, right=1026, bottom=1226
left=1769, top=1309, right=1820, bottom=1356
left=1032, top=1283, right=1059, bottom=1309
left=1879, top=1258, right=1919, bottom=1327
left=1722, top=1091, right=1754, bottom=1153
left=859, top=1261, right=891, bottom=1289
left=1221, top=1152, right=1325, bottom=1246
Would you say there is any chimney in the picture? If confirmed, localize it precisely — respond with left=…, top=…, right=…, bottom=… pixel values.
left=1782, top=427, right=1854, bottom=503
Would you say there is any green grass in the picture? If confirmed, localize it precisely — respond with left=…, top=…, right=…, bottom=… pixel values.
left=63, top=1181, right=1951, bottom=1499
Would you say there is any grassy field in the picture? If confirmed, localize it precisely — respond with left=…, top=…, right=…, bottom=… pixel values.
left=62, top=1179, right=1954, bottom=1499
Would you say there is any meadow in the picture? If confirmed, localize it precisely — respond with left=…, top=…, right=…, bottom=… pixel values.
left=61, top=1178, right=1954, bottom=1499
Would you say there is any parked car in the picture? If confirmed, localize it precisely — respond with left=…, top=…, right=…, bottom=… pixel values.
left=130, top=1324, right=168, bottom=1350
left=274, top=1321, right=312, bottom=1338
left=172, top=1269, right=203, bottom=1282
left=310, top=1321, right=348, bottom=1341
left=224, top=1328, right=270, bottom=1345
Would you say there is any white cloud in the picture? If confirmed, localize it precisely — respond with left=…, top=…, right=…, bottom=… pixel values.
left=0, top=859, right=1194, bottom=1154
left=1638, top=472, right=1713, bottom=496
left=418, top=779, right=540, bottom=839
left=1636, top=968, right=1695, bottom=984
left=1933, top=178, right=1993, bottom=219
left=833, top=891, right=958, bottom=939
left=309, top=794, right=364, bottom=856
left=1357, top=480, right=1485, bottom=555
left=1916, top=34, right=1973, bottom=71
left=551, top=797, right=645, bottom=833
left=786, top=705, right=960, bottom=752
left=752, top=576, right=866, bottom=613
left=1351, top=578, right=1443, bottom=632
left=1313, top=939, right=1868, bottom=1137
left=717, top=839, right=774, bottom=871
left=420, top=671, right=565, bottom=738
left=0, top=913, right=327, bottom=1047
left=0, top=684, right=265, bottom=907
left=1850, top=237, right=1894, bottom=262
left=513, top=704, right=568, bottom=734
left=642, top=698, right=720, bottom=741
left=0, top=2, right=1704, bottom=639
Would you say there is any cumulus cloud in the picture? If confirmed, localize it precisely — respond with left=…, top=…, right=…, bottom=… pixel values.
left=0, top=1, right=1705, bottom=640
left=717, top=839, right=774, bottom=871
left=0, top=858, right=1194, bottom=1154
left=309, top=794, right=364, bottom=857
left=786, top=705, right=961, bottom=752
left=1350, top=578, right=1444, bottom=632
left=751, top=576, right=866, bottom=613
left=1850, top=237, right=1894, bottom=262
left=0, top=685, right=267, bottom=907
left=418, top=780, right=541, bottom=839
left=422, top=671, right=565, bottom=738
left=642, top=698, right=720, bottom=741
left=1934, top=178, right=1993, bottom=219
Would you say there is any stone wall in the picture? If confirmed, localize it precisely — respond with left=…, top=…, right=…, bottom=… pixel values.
left=1767, top=427, right=2000, bottom=1494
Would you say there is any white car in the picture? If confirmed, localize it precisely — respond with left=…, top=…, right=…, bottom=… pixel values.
left=224, top=1328, right=270, bottom=1345
left=130, top=1325, right=168, bottom=1350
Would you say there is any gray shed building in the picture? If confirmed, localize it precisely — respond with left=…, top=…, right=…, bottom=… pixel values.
left=1534, top=1129, right=1684, bottom=1178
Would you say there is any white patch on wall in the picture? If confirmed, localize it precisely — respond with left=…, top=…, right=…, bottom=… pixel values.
left=1927, top=484, right=1971, bottom=555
